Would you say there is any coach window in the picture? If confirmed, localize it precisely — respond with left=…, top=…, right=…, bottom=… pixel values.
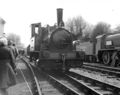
left=106, top=40, right=112, bottom=46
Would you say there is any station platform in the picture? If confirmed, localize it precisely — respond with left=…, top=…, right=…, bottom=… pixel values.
left=7, top=59, right=33, bottom=95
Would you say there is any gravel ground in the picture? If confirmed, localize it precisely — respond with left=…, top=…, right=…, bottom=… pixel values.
left=70, top=68, right=120, bottom=87
left=7, top=60, right=33, bottom=95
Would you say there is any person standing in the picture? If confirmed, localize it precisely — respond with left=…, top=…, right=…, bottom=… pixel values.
left=0, top=37, right=16, bottom=95
left=13, top=43, right=19, bottom=59
left=8, top=40, right=17, bottom=73
left=12, top=43, right=19, bottom=70
left=8, top=40, right=15, bottom=57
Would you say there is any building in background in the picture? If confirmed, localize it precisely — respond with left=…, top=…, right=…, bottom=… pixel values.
left=0, top=17, right=5, bottom=37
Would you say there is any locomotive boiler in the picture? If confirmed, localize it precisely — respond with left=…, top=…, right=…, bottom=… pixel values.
left=29, top=8, right=83, bottom=71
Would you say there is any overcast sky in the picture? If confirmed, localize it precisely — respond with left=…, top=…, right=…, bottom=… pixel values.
left=0, top=0, right=120, bottom=47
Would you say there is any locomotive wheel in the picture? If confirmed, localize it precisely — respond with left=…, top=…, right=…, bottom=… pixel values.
left=110, top=52, right=120, bottom=67
left=102, top=52, right=111, bottom=65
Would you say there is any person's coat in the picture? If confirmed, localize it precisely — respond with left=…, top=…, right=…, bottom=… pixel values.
left=0, top=46, right=16, bottom=88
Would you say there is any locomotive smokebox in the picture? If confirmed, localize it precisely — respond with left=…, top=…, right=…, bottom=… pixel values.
left=57, top=8, right=64, bottom=27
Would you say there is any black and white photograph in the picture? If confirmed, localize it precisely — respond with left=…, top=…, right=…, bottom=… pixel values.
left=0, top=0, right=120, bottom=95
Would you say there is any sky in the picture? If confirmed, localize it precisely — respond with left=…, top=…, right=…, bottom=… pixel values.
left=0, top=0, right=120, bottom=47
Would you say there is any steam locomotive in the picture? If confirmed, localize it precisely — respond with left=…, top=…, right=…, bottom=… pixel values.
left=29, top=8, right=83, bottom=71
left=78, top=33, right=120, bottom=67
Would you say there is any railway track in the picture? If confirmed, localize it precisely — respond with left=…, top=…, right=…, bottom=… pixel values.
left=8, top=57, right=40, bottom=95
left=68, top=70, right=120, bottom=95
left=22, top=56, right=64, bottom=95
left=45, top=70, right=85, bottom=95
left=23, top=56, right=120, bottom=95
left=21, top=57, right=42, bottom=95
left=23, top=56, right=86, bottom=94
left=17, top=62, right=33, bottom=95
left=43, top=69, right=120, bottom=95
left=83, top=62, right=120, bottom=77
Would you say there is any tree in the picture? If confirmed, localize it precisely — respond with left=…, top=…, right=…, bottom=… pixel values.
left=91, top=22, right=111, bottom=42
left=65, top=16, right=87, bottom=40
left=114, top=25, right=120, bottom=33
left=7, top=33, right=24, bottom=48
left=82, top=24, right=94, bottom=42
left=65, top=18, right=74, bottom=33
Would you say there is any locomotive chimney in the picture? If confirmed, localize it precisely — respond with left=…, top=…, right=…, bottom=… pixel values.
left=57, top=8, right=64, bottom=27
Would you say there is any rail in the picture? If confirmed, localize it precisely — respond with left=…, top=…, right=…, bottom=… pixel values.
left=21, top=57, right=42, bottom=95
